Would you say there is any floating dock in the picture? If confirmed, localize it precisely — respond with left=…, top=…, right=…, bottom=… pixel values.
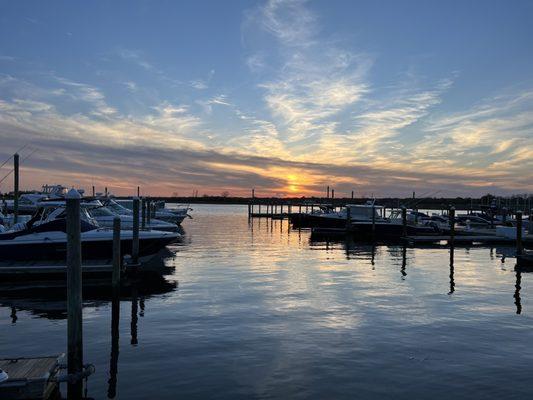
left=0, top=355, right=63, bottom=400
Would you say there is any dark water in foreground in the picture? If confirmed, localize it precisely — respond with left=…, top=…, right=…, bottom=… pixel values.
left=1, top=204, right=532, bottom=399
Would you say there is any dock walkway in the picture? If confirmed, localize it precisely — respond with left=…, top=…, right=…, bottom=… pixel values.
left=0, top=355, right=63, bottom=400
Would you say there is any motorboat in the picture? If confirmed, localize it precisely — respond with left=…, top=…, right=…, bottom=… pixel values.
left=0, top=203, right=180, bottom=261
left=3, top=185, right=74, bottom=215
left=88, top=199, right=180, bottom=232
left=116, top=199, right=191, bottom=224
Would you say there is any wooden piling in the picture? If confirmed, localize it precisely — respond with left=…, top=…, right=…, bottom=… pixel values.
left=66, top=189, right=83, bottom=400
left=331, top=189, right=335, bottom=199
left=132, top=198, right=140, bottom=264
left=371, top=205, right=376, bottom=238
left=112, top=217, right=121, bottom=289
left=141, top=198, right=146, bottom=230
left=402, top=207, right=407, bottom=237
left=105, top=187, right=108, bottom=197
left=137, top=186, right=140, bottom=197
left=92, top=185, right=95, bottom=197
left=449, top=207, right=456, bottom=244
left=516, top=211, right=523, bottom=256
left=529, top=211, right=533, bottom=235
left=13, top=153, right=19, bottom=224
left=327, top=186, right=330, bottom=199
left=351, top=191, right=354, bottom=199
left=346, top=205, right=352, bottom=228
left=146, top=199, right=151, bottom=225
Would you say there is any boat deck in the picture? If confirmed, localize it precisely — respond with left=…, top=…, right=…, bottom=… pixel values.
left=0, top=355, right=62, bottom=400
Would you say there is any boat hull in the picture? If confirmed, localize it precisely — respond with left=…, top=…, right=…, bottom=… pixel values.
left=0, top=236, right=179, bottom=261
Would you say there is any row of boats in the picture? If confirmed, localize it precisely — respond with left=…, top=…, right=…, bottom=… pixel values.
left=290, top=201, right=530, bottom=240
left=0, top=185, right=191, bottom=261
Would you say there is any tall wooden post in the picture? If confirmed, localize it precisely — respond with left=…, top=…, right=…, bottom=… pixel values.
left=13, top=153, right=19, bottom=224
left=346, top=205, right=352, bottom=230
left=331, top=189, right=335, bottom=199
left=402, top=207, right=407, bottom=237
left=112, top=217, right=121, bottom=289
left=132, top=197, right=140, bottom=264
left=351, top=190, right=354, bottom=199
left=516, top=210, right=523, bottom=256
left=449, top=207, right=456, bottom=245
left=252, top=188, right=255, bottom=198
left=141, top=198, right=146, bottom=230
left=66, top=188, right=83, bottom=400
left=327, top=186, right=330, bottom=199
left=137, top=186, right=140, bottom=197
left=92, top=185, right=95, bottom=197
left=146, top=199, right=151, bottom=225
left=105, top=187, right=108, bottom=197
left=371, top=205, right=376, bottom=239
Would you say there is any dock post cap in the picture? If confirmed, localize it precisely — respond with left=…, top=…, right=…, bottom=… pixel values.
left=66, top=188, right=81, bottom=199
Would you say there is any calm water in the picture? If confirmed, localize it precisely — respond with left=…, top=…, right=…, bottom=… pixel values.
left=1, top=204, right=532, bottom=399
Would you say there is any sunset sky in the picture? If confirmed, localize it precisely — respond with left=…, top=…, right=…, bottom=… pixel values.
left=0, top=0, right=532, bottom=197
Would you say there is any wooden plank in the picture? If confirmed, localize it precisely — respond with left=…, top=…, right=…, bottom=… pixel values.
left=0, top=356, right=58, bottom=380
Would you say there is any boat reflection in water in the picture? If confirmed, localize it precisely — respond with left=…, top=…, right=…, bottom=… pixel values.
left=0, top=253, right=177, bottom=400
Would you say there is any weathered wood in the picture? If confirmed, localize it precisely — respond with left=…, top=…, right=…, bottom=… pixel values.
left=516, top=211, right=523, bottom=256
left=141, top=198, right=146, bottom=230
left=0, top=356, right=62, bottom=400
left=13, top=153, right=19, bottom=224
left=449, top=207, right=456, bottom=244
left=112, top=217, right=121, bottom=289
left=146, top=199, right=151, bottom=225
left=402, top=207, right=407, bottom=237
left=66, top=189, right=83, bottom=400
left=132, top=198, right=140, bottom=264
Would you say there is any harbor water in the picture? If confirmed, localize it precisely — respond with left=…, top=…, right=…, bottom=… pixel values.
left=1, top=204, right=532, bottom=399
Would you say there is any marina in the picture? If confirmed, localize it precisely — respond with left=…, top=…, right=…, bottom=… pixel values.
left=1, top=204, right=533, bottom=399
left=1, top=1, right=533, bottom=398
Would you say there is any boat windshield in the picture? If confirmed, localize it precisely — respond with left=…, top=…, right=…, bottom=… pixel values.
left=106, top=200, right=132, bottom=215
left=88, top=207, right=116, bottom=217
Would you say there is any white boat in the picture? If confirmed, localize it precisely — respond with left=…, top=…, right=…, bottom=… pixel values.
left=0, top=203, right=180, bottom=261
left=116, top=199, right=191, bottom=224
left=87, top=199, right=179, bottom=232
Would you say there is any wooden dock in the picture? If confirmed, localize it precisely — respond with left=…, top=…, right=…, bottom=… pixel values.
left=403, top=234, right=533, bottom=246
left=403, top=235, right=517, bottom=245
left=0, top=355, right=63, bottom=400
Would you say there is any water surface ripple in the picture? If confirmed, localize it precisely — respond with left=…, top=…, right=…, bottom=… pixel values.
left=1, top=204, right=532, bottom=399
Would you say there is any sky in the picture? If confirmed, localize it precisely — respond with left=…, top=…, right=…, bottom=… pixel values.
left=0, top=0, right=532, bottom=197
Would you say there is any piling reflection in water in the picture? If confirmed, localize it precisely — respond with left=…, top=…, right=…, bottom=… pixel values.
left=107, top=293, right=120, bottom=399
left=0, top=271, right=177, bottom=322
left=514, top=271, right=522, bottom=315
left=449, top=245, right=455, bottom=295
left=1, top=206, right=533, bottom=400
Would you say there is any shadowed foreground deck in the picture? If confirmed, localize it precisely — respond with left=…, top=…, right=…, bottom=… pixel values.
left=0, top=355, right=62, bottom=400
